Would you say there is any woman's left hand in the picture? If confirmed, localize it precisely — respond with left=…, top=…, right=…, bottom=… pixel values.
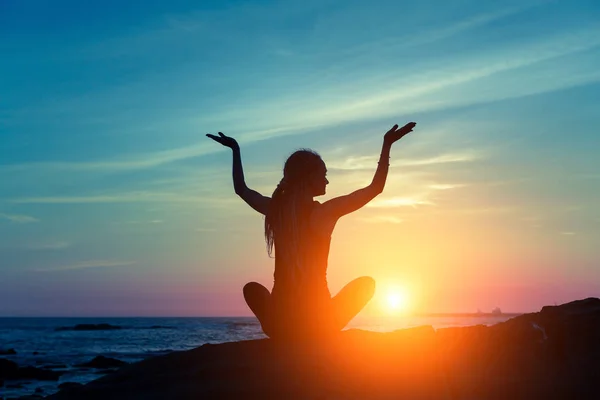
left=384, top=122, right=416, bottom=145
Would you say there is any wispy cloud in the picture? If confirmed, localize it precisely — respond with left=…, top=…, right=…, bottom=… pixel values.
left=482, top=178, right=532, bottom=187
left=340, top=2, right=549, bottom=55
left=359, top=215, right=404, bottom=224
left=409, top=2, right=548, bottom=46
left=36, top=260, right=137, bottom=272
left=28, top=241, right=71, bottom=250
left=428, top=183, right=468, bottom=190
left=0, top=213, right=39, bottom=223
left=440, top=206, right=516, bottom=215
left=0, top=143, right=215, bottom=173
left=368, top=197, right=435, bottom=208
left=328, top=151, right=481, bottom=171
left=195, top=227, right=217, bottom=233
left=573, top=173, right=600, bottom=180
left=223, top=29, right=600, bottom=143
left=560, top=231, right=576, bottom=236
left=114, top=220, right=164, bottom=225
left=7, top=192, right=229, bottom=205
left=0, top=123, right=318, bottom=174
left=398, top=153, right=482, bottom=167
left=3, top=27, right=598, bottom=176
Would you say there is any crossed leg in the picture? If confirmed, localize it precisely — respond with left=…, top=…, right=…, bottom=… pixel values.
left=243, top=282, right=274, bottom=337
left=331, top=276, right=376, bottom=331
left=243, top=276, right=375, bottom=339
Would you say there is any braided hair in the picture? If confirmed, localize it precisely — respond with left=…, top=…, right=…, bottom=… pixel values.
left=264, top=149, right=324, bottom=259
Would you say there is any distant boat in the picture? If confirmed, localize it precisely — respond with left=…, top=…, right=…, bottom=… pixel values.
left=492, top=307, right=502, bottom=315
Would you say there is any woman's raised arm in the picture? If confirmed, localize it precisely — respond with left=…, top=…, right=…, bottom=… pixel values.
left=206, top=132, right=270, bottom=215
left=315, top=122, right=416, bottom=222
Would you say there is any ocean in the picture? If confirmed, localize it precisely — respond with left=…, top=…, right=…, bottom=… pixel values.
left=0, top=314, right=517, bottom=399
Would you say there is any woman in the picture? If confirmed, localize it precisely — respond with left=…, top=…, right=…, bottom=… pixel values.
left=207, top=122, right=416, bottom=340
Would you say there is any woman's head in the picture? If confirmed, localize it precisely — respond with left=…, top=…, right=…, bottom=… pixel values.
left=264, top=149, right=328, bottom=257
left=281, top=149, right=328, bottom=196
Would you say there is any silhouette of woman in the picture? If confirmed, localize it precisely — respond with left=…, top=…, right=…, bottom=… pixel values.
left=207, top=122, right=416, bottom=340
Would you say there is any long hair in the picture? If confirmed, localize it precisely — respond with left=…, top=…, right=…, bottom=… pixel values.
left=264, top=149, right=323, bottom=259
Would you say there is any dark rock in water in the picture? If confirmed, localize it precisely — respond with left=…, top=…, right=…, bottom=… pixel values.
left=54, top=323, right=122, bottom=331
left=14, top=366, right=63, bottom=381
left=34, top=387, right=43, bottom=393
left=58, top=382, right=83, bottom=390
left=47, top=298, right=600, bottom=400
left=41, top=364, right=68, bottom=370
left=0, top=358, right=19, bottom=379
left=75, top=356, right=127, bottom=369
left=94, top=368, right=118, bottom=375
left=1, top=359, right=63, bottom=381
left=0, top=348, right=17, bottom=355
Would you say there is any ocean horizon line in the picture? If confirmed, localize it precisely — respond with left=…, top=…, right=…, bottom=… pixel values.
left=0, top=312, right=525, bottom=319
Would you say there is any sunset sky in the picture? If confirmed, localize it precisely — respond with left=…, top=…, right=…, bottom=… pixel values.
left=1, top=0, right=599, bottom=316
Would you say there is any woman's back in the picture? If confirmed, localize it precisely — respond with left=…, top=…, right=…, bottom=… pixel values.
left=272, top=201, right=333, bottom=300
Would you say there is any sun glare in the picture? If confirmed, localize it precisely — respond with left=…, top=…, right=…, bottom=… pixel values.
left=385, top=288, right=408, bottom=313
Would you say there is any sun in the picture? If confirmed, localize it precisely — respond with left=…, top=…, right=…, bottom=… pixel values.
left=385, top=288, right=408, bottom=312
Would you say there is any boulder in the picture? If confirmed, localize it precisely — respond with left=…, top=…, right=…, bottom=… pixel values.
left=41, top=364, right=68, bottom=370
left=13, top=366, right=62, bottom=381
left=54, top=324, right=122, bottom=331
left=0, top=358, right=19, bottom=379
left=1, top=359, right=63, bottom=381
left=58, top=382, right=83, bottom=390
left=75, top=356, right=127, bottom=369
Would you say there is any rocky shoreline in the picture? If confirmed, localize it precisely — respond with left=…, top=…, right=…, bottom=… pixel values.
left=3, top=298, right=599, bottom=399
left=1, top=354, right=128, bottom=399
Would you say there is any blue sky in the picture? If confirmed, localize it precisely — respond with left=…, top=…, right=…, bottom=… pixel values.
left=1, top=0, right=599, bottom=316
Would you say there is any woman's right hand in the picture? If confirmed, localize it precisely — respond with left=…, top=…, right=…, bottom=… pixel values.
left=206, top=132, right=240, bottom=150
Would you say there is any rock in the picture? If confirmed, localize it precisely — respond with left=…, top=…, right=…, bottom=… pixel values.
left=34, top=387, right=43, bottom=393
left=41, top=364, right=68, bottom=370
left=0, top=348, right=17, bottom=355
left=58, top=382, right=83, bottom=390
left=94, top=369, right=117, bottom=374
left=54, top=323, right=122, bottom=331
left=75, top=356, right=127, bottom=369
left=47, top=298, right=600, bottom=400
left=0, top=358, right=19, bottom=379
left=14, top=366, right=63, bottom=381
left=1, top=359, right=64, bottom=381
